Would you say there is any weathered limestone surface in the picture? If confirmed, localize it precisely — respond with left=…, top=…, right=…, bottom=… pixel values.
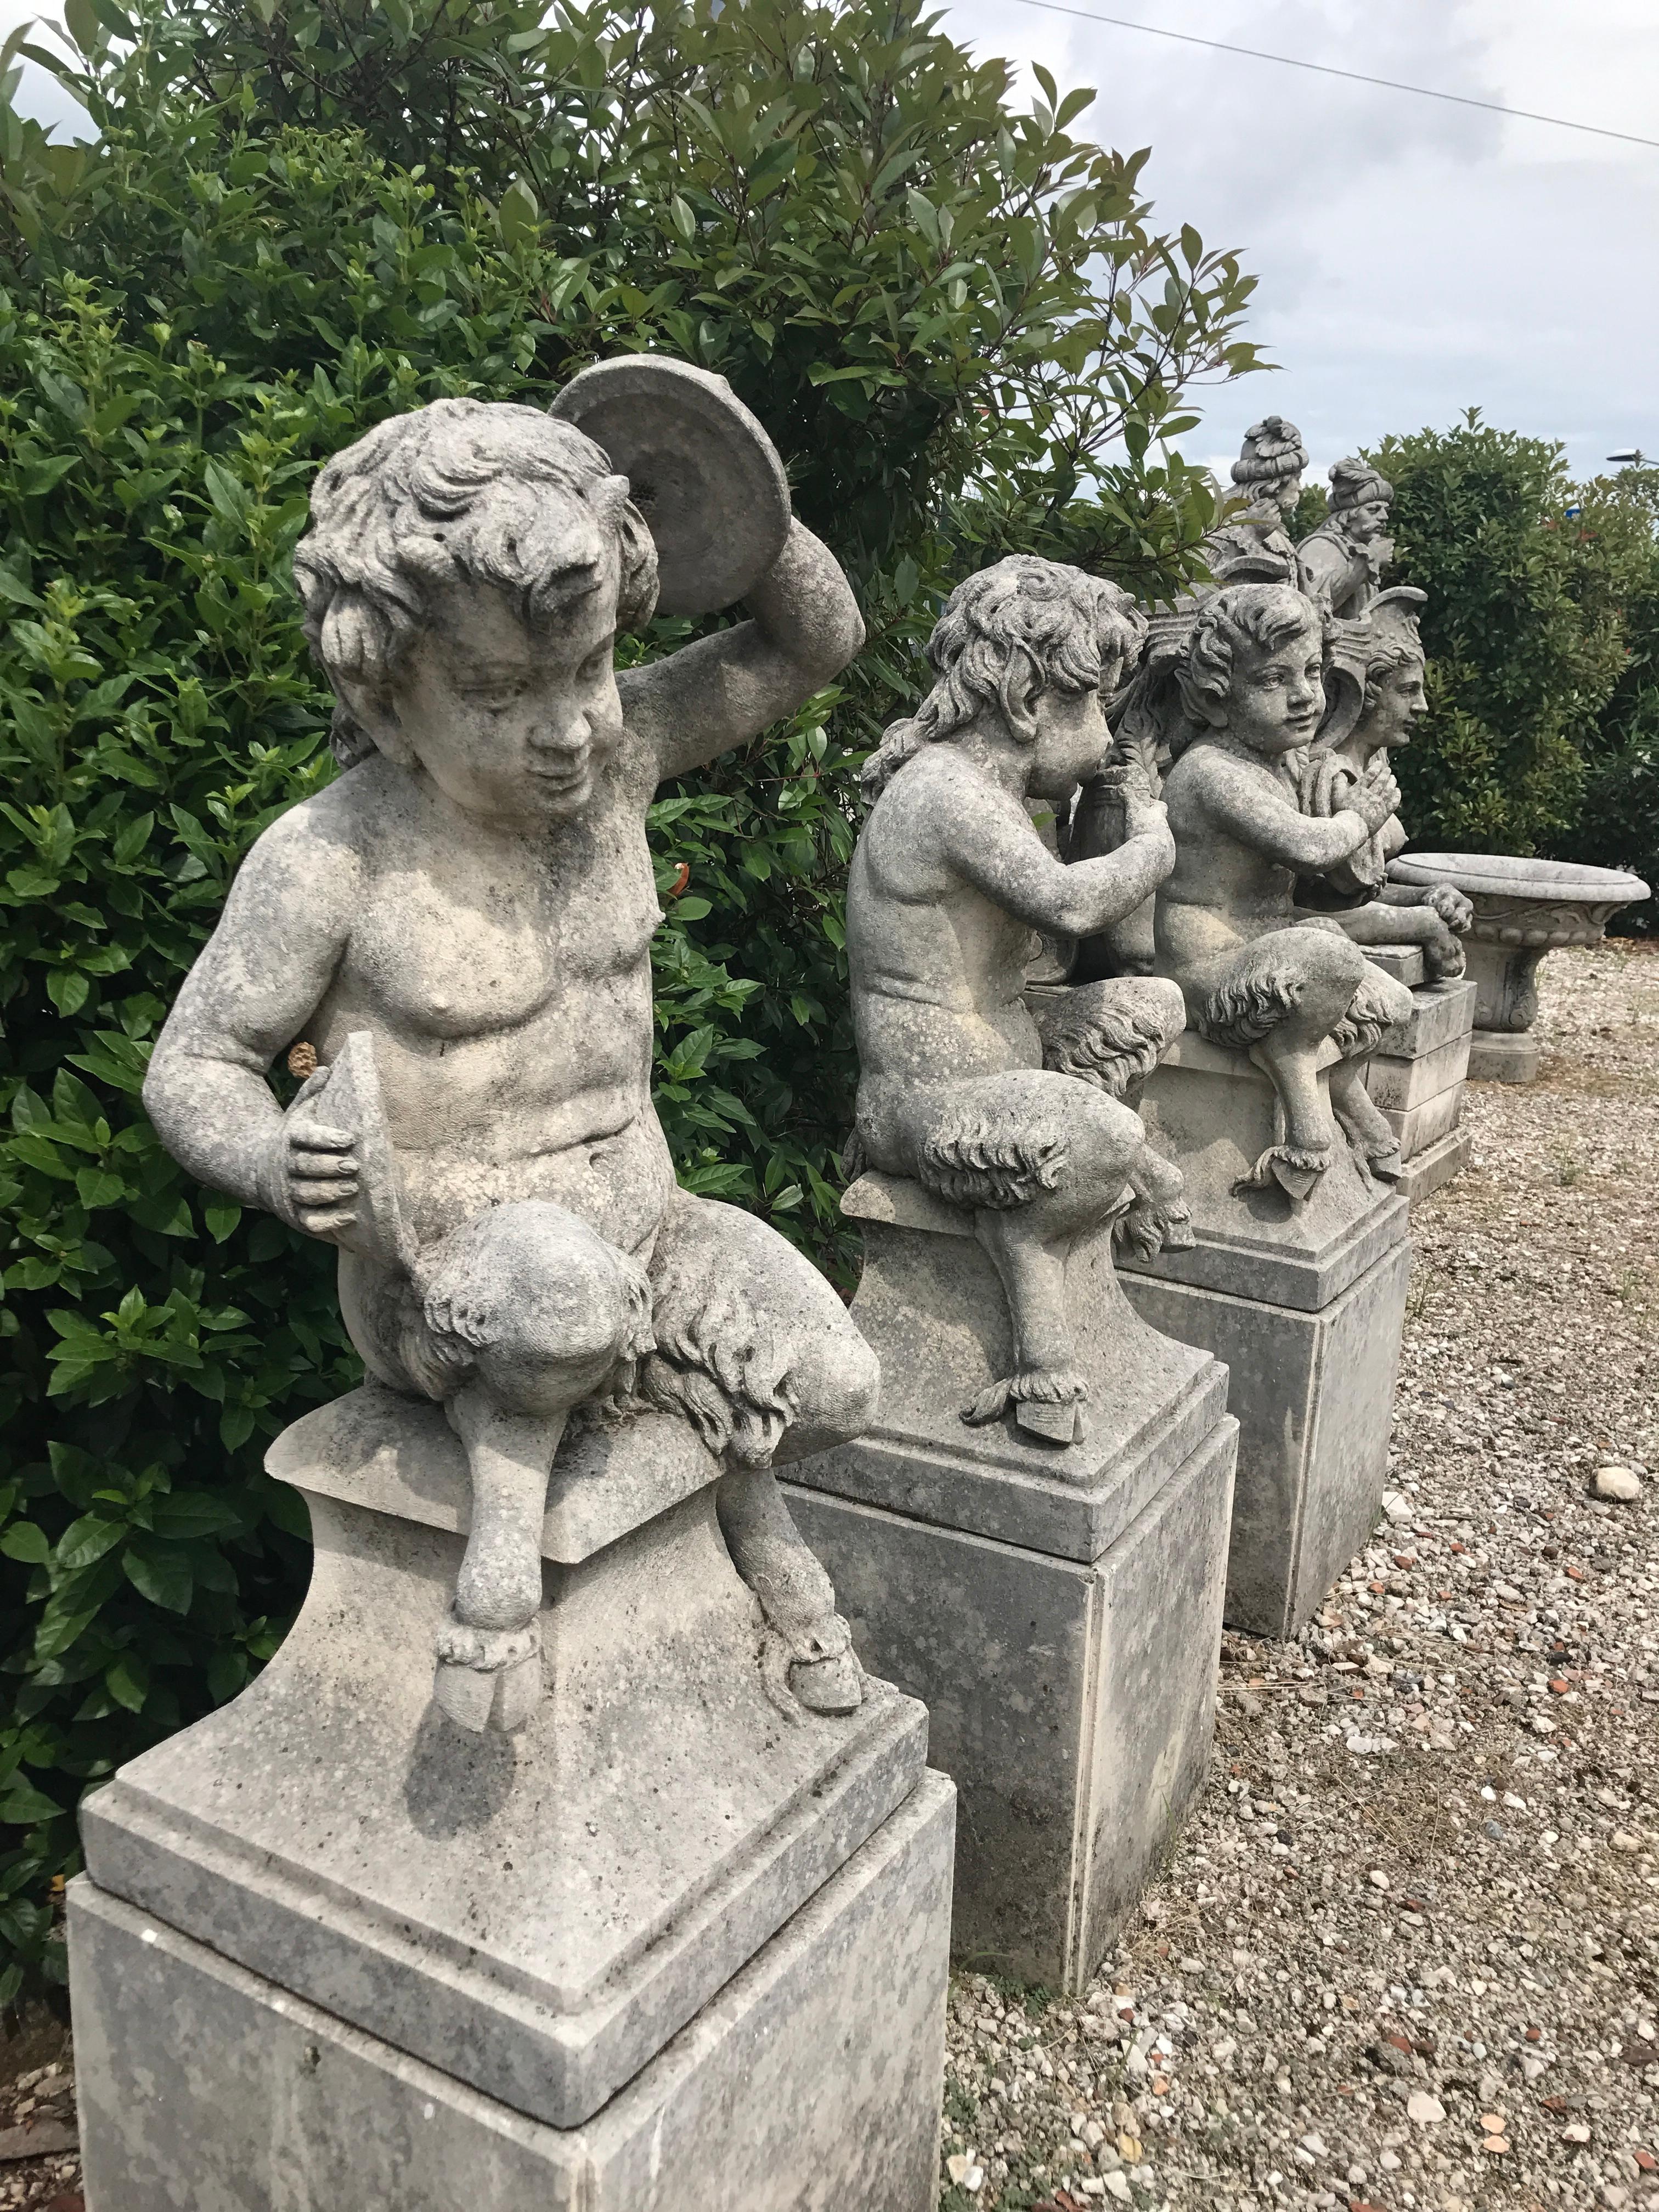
left=1296, top=456, right=1395, bottom=619
left=1120, top=1239, right=1409, bottom=1640
left=1362, top=975, right=1477, bottom=1203
left=73, top=369, right=951, bottom=2204
left=1119, top=1037, right=1410, bottom=1638
left=81, top=1394, right=929, bottom=2132
left=1201, top=417, right=1307, bottom=588
left=789, top=1177, right=1235, bottom=1989
left=71, top=1772, right=955, bottom=2212
left=797, top=556, right=1237, bottom=1982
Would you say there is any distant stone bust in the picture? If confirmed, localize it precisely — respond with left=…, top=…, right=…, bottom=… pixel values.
left=1296, top=586, right=1472, bottom=975
left=1201, top=415, right=1309, bottom=589
left=1297, top=456, right=1395, bottom=619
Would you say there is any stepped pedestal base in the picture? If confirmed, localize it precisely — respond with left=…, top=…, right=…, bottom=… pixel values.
left=71, top=1775, right=954, bottom=2212
left=1468, top=1028, right=1542, bottom=1084
left=70, top=1388, right=951, bottom=2206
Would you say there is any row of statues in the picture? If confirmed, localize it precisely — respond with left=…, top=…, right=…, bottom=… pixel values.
left=87, top=370, right=1465, bottom=2207
left=845, top=414, right=1469, bottom=1442
left=141, top=382, right=1459, bottom=1732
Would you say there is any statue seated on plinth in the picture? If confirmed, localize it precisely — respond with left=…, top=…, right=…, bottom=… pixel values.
left=845, top=555, right=1190, bottom=1448
left=143, top=386, right=878, bottom=1733
left=1150, top=581, right=1416, bottom=1201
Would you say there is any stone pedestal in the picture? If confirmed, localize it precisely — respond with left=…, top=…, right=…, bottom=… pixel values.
left=1466, top=1025, right=1541, bottom=1085
left=787, top=1176, right=1237, bottom=1992
left=1361, top=967, right=1477, bottom=1204
left=1118, top=1036, right=1411, bottom=1641
left=70, top=1387, right=951, bottom=2209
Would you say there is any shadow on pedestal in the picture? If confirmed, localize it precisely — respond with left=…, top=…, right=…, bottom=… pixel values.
left=787, top=1175, right=1237, bottom=1993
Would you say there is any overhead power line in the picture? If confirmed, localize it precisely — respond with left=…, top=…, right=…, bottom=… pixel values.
left=998, top=0, right=1659, bottom=153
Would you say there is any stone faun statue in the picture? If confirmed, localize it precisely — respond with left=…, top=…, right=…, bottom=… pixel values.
left=846, top=555, right=1190, bottom=1447
left=1296, top=455, right=1395, bottom=619
left=1297, top=586, right=1472, bottom=973
left=1151, top=582, right=1416, bottom=1201
left=143, top=386, right=880, bottom=1732
left=1201, top=415, right=1309, bottom=589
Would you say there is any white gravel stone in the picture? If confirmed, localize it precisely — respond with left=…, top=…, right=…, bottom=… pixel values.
left=1593, top=1464, right=1643, bottom=1502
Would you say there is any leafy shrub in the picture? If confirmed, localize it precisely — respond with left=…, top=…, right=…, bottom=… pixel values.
left=0, top=0, right=1265, bottom=1995
left=1370, top=413, right=1654, bottom=855
left=1548, top=467, right=1659, bottom=926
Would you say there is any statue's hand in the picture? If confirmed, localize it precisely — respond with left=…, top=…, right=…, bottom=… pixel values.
left=1425, top=883, right=1473, bottom=933
left=1348, top=759, right=1401, bottom=832
left=262, top=1093, right=362, bottom=1244
left=1123, top=792, right=1171, bottom=846
left=1296, top=752, right=1350, bottom=819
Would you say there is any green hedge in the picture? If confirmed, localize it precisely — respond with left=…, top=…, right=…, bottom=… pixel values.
left=0, top=0, right=1263, bottom=1997
left=1370, top=414, right=1658, bottom=861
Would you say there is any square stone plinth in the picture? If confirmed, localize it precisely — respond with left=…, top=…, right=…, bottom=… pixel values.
left=1120, top=1232, right=1410, bottom=1640
left=787, top=1178, right=1237, bottom=1990
left=69, top=1773, right=955, bottom=2212
left=78, top=1390, right=929, bottom=2131
left=1125, top=1041, right=1413, bottom=1639
left=789, top=1417, right=1234, bottom=1991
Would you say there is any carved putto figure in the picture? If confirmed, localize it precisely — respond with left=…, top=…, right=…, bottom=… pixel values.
left=1297, top=455, right=1395, bottom=618
left=1297, top=586, right=1472, bottom=974
left=1201, top=415, right=1309, bottom=589
left=847, top=556, right=1190, bottom=1446
left=143, top=391, right=879, bottom=1730
left=1151, top=582, right=1415, bottom=1200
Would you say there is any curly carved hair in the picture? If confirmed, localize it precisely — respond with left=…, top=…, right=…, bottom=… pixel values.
left=1173, top=582, right=1327, bottom=747
left=291, top=398, right=659, bottom=767
left=861, top=555, right=1147, bottom=801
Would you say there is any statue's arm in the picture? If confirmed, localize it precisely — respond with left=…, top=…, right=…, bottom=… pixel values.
left=618, top=522, right=865, bottom=783
left=944, top=787, right=1176, bottom=937
left=1203, top=754, right=1393, bottom=871
left=142, top=808, right=356, bottom=1216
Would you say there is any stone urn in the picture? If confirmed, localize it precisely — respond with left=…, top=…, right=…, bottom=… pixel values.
left=1386, top=852, right=1651, bottom=1081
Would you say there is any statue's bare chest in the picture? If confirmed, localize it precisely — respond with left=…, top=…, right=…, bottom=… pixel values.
left=340, top=799, right=662, bottom=1043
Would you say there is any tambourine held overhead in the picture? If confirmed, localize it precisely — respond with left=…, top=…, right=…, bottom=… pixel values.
left=549, top=356, right=792, bottom=618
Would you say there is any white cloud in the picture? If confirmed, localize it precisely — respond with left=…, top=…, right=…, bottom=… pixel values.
left=944, top=0, right=1659, bottom=483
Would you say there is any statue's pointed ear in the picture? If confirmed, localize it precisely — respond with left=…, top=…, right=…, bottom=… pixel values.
left=332, top=672, right=415, bottom=768
left=997, top=647, right=1043, bottom=744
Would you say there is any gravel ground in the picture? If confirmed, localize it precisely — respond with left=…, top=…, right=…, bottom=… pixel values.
left=4, top=951, right=1653, bottom=2212
left=938, top=943, right=1659, bottom=2212
left=0, top=2045, right=78, bottom=2212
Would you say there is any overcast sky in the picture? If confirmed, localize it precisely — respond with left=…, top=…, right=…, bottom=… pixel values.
left=7, top=0, right=1656, bottom=491
left=941, top=0, right=1659, bottom=489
